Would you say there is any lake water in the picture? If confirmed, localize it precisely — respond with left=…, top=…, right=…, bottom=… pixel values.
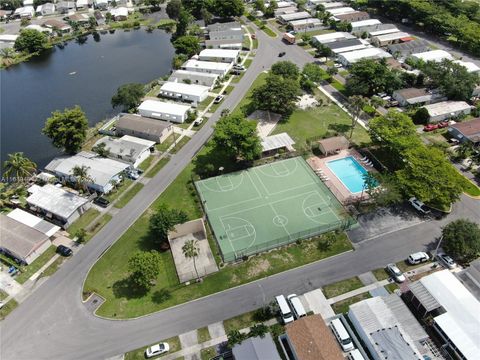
left=0, top=29, right=174, bottom=170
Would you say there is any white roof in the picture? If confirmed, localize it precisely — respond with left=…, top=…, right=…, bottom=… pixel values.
left=110, top=7, right=128, bottom=17
left=261, top=133, right=295, bottom=152
left=322, top=2, right=345, bottom=9
left=7, top=208, right=60, bottom=237
left=279, top=11, right=311, bottom=21
left=0, top=34, right=19, bottom=42
left=94, top=135, right=155, bottom=162
left=327, top=7, right=356, bottom=15
left=160, top=82, right=210, bottom=97
left=276, top=1, right=294, bottom=8
left=199, top=48, right=239, bottom=59
left=453, top=60, right=480, bottom=73
left=411, top=49, right=453, bottom=62
left=76, top=0, right=90, bottom=5
left=14, top=6, right=34, bottom=15
left=339, top=47, right=392, bottom=63
left=289, top=18, right=321, bottom=26
left=26, top=24, right=52, bottom=33
left=138, top=100, right=190, bottom=116
left=423, top=101, right=471, bottom=117
left=23, top=0, right=34, bottom=5
left=170, top=70, right=218, bottom=80
left=313, top=31, right=355, bottom=44
left=372, top=31, right=410, bottom=42
left=183, top=59, right=231, bottom=72
left=420, top=270, right=480, bottom=359
left=369, top=27, right=400, bottom=37
left=351, top=19, right=381, bottom=29
left=27, top=184, right=89, bottom=219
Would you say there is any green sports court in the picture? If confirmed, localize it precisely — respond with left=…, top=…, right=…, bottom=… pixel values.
left=195, top=157, right=352, bottom=262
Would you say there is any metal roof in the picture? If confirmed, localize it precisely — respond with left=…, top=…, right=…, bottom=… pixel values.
left=138, top=100, right=190, bottom=116
left=370, top=327, right=422, bottom=360
left=160, top=82, right=210, bottom=97
left=423, top=101, right=471, bottom=117
left=411, top=49, right=453, bottom=62
left=232, top=334, right=281, bottom=360
left=261, top=133, right=295, bottom=152
left=7, top=208, right=60, bottom=237
left=94, top=136, right=155, bottom=163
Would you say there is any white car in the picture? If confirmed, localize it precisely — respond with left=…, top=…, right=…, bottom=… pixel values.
left=334, top=63, right=342, bottom=68
left=214, top=95, right=224, bottom=104
left=408, top=252, right=430, bottom=265
left=408, top=197, right=431, bottom=215
left=386, top=263, right=406, bottom=283
left=145, top=343, right=170, bottom=358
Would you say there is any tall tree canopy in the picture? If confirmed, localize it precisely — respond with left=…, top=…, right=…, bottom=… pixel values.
left=211, top=0, right=244, bottom=18
left=128, top=251, right=161, bottom=291
left=14, top=29, right=50, bottom=54
left=251, top=73, right=301, bottom=115
left=271, top=61, right=300, bottom=79
left=166, top=0, right=182, bottom=19
left=111, top=83, right=145, bottom=111
left=172, top=35, right=200, bottom=57
left=149, top=204, right=188, bottom=245
left=3, top=153, right=37, bottom=183
left=442, top=219, right=480, bottom=262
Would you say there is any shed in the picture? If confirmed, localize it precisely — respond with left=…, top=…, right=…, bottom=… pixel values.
left=116, top=114, right=173, bottom=143
left=137, top=100, right=191, bottom=123
left=318, top=136, right=349, bottom=154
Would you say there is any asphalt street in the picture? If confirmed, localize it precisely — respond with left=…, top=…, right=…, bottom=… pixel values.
left=1, top=23, right=479, bottom=360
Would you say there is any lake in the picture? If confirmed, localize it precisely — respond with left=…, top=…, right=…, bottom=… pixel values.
left=0, top=29, right=175, bottom=170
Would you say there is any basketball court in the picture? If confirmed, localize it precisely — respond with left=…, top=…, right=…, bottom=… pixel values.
left=195, top=157, right=352, bottom=262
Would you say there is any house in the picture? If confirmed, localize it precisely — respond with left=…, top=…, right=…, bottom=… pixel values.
left=406, top=270, right=480, bottom=360
left=159, top=82, right=210, bottom=106
left=76, top=0, right=93, bottom=9
left=325, top=38, right=367, bottom=54
left=276, top=1, right=295, bottom=8
left=322, top=2, right=345, bottom=10
left=393, top=88, right=445, bottom=107
left=350, top=18, right=381, bottom=31
left=274, top=6, right=298, bottom=16
left=26, top=184, right=91, bottom=228
left=169, top=70, right=219, bottom=89
left=35, top=3, right=55, bottom=16
left=109, top=7, right=129, bottom=21
left=371, top=31, right=412, bottom=47
left=14, top=6, right=35, bottom=18
left=26, top=24, right=53, bottom=35
left=182, top=59, right=232, bottom=76
left=337, top=47, right=392, bottom=67
left=56, top=1, right=76, bottom=14
left=278, top=11, right=311, bottom=24
left=312, top=31, right=355, bottom=45
left=198, top=48, right=239, bottom=63
left=23, top=0, right=33, bottom=5
left=0, top=215, right=52, bottom=265
left=349, top=294, right=431, bottom=360
left=137, top=100, right=191, bottom=123
left=116, top=113, right=173, bottom=143
left=7, top=208, right=60, bottom=237
left=66, top=13, right=91, bottom=26
left=422, top=101, right=472, bottom=122
left=93, top=10, right=105, bottom=25
left=453, top=60, right=480, bottom=73
left=206, top=21, right=241, bottom=32
left=94, top=0, right=108, bottom=10
left=332, top=11, right=370, bottom=23
left=205, top=38, right=242, bottom=49
left=288, top=18, right=322, bottom=32
left=448, top=117, right=480, bottom=145
left=44, top=152, right=130, bottom=194
left=279, top=314, right=344, bottom=360
left=93, top=135, right=155, bottom=168
left=411, top=49, right=453, bottom=63
left=387, top=39, right=430, bottom=59
left=232, top=334, right=281, bottom=360
left=42, top=19, right=72, bottom=33
left=327, top=7, right=356, bottom=16
left=456, top=258, right=480, bottom=300
left=208, top=28, right=244, bottom=42
left=352, top=23, right=398, bottom=36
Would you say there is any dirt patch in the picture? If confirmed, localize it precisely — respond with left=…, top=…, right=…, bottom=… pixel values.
left=270, top=252, right=294, bottom=263
left=247, top=258, right=271, bottom=277
left=296, top=94, right=318, bottom=110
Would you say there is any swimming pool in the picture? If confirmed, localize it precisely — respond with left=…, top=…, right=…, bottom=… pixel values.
left=326, top=156, right=371, bottom=193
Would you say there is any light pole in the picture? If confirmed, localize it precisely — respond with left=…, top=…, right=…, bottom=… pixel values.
left=433, top=235, right=443, bottom=260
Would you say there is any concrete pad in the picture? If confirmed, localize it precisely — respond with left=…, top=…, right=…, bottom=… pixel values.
left=208, top=322, right=226, bottom=339
left=0, top=271, right=23, bottom=297
left=248, top=110, right=282, bottom=138
left=179, top=330, right=198, bottom=349
left=303, top=288, right=335, bottom=319
left=369, top=286, right=389, bottom=298
left=358, top=271, right=377, bottom=286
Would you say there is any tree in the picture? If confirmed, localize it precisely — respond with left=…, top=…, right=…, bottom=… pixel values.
left=182, top=239, right=200, bottom=281
left=92, top=142, right=110, bottom=158
left=326, top=66, right=338, bottom=81
left=174, top=8, right=193, bottom=37
left=72, top=165, right=93, bottom=192
left=0, top=48, right=17, bottom=67
left=365, top=172, right=402, bottom=207
left=271, top=61, right=299, bottom=79
left=347, top=95, right=367, bottom=139
left=442, top=219, right=480, bottom=262
left=144, top=0, right=163, bottom=10
left=211, top=0, right=244, bottom=19
left=213, top=114, right=262, bottom=161
left=264, top=0, right=277, bottom=18
left=128, top=251, right=161, bottom=291
left=254, top=0, right=265, bottom=13
left=249, top=324, right=269, bottom=338
left=14, top=29, right=50, bottom=54
left=111, top=83, right=145, bottom=112
left=75, top=228, right=87, bottom=243
left=166, top=0, right=182, bottom=19
left=172, top=54, right=188, bottom=69
left=182, top=0, right=206, bottom=19
left=42, top=106, right=88, bottom=154
left=311, top=41, right=332, bottom=58
left=251, top=73, right=301, bottom=115
left=227, top=329, right=246, bottom=347
left=149, top=204, right=188, bottom=245
left=201, top=7, right=213, bottom=25
left=412, top=107, right=430, bottom=125
left=302, top=63, right=326, bottom=83
left=172, top=35, right=200, bottom=57
left=3, top=152, right=37, bottom=183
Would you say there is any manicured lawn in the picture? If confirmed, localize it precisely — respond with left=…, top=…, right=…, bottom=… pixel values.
left=331, top=293, right=371, bottom=314
left=253, top=19, right=276, bottom=38
left=0, top=289, right=8, bottom=301
left=39, top=256, right=65, bottom=279
left=145, top=158, right=170, bottom=178
left=156, top=134, right=191, bottom=154
left=201, top=347, right=217, bottom=360
left=105, top=179, right=134, bottom=203
left=330, top=79, right=347, bottom=94
left=198, top=96, right=215, bottom=111
left=396, top=260, right=430, bottom=273
left=323, top=276, right=364, bottom=299
left=197, top=327, right=211, bottom=343
left=372, top=268, right=389, bottom=281
left=124, top=336, right=181, bottom=360
left=0, top=298, right=18, bottom=320
left=115, top=183, right=144, bottom=208
left=224, top=310, right=257, bottom=333
left=68, top=208, right=101, bottom=236
left=385, top=283, right=399, bottom=293
left=15, top=246, right=57, bottom=284
left=232, top=72, right=268, bottom=116
left=295, top=29, right=334, bottom=38
left=138, top=156, right=155, bottom=172
left=460, top=176, right=480, bottom=197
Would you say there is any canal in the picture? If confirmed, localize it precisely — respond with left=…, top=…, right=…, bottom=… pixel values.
left=0, top=29, right=174, bottom=170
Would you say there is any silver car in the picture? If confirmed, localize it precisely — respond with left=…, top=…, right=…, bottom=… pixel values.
left=438, top=254, right=456, bottom=269
left=386, top=263, right=406, bottom=283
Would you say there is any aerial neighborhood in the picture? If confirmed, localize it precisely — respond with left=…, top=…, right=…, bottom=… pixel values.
left=1, top=0, right=480, bottom=360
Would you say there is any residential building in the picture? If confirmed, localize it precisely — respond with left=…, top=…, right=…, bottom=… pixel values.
left=422, top=101, right=472, bottom=122
left=337, top=47, right=392, bottom=67
left=35, top=2, right=55, bottom=15
left=278, top=11, right=312, bottom=24
left=232, top=334, right=281, bottom=360
left=169, top=70, right=219, bottom=89
left=453, top=60, right=480, bottom=73
left=109, top=7, right=129, bottom=21
left=448, top=117, right=480, bottom=145
left=198, top=48, right=239, bottom=63
left=350, top=19, right=382, bottom=31
left=116, top=114, right=173, bottom=143
left=206, top=21, right=241, bottom=32
left=204, top=38, right=242, bottom=49
left=393, top=88, right=445, bottom=107
left=45, top=152, right=130, bottom=194
left=332, top=11, right=370, bottom=23
left=322, top=2, right=345, bottom=10
left=23, top=0, right=33, bottom=5
left=325, top=38, right=367, bottom=54
left=137, top=100, right=191, bottom=123
left=276, top=1, right=295, bottom=8
left=387, top=39, right=430, bottom=59
left=25, top=24, right=53, bottom=35
left=42, top=19, right=72, bottom=33
left=411, top=49, right=453, bottom=63
left=371, top=31, right=412, bottom=47
left=76, top=0, right=93, bottom=9
left=67, top=13, right=91, bottom=26
left=159, top=82, right=210, bottom=106
left=93, top=135, right=155, bottom=168
left=93, top=10, right=105, bottom=25
left=279, top=314, right=344, bottom=360
left=94, top=0, right=108, bottom=10
left=26, top=184, right=91, bottom=227
left=327, top=7, right=356, bottom=16
left=289, top=18, right=322, bottom=32
left=349, top=294, right=431, bottom=360
left=352, top=23, right=398, bottom=36
left=56, top=1, right=76, bottom=14
left=14, top=6, right=35, bottom=18
left=0, top=215, right=52, bottom=265
left=456, top=258, right=480, bottom=300
left=312, top=31, right=356, bottom=45
left=406, top=270, right=480, bottom=360
left=208, top=29, right=243, bottom=42
left=7, top=208, right=60, bottom=237
left=182, top=59, right=232, bottom=77
left=274, top=6, right=298, bottom=16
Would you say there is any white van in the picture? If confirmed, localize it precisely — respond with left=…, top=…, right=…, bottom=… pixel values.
left=287, top=294, right=306, bottom=319
left=348, top=349, right=365, bottom=360
left=275, top=295, right=294, bottom=324
left=330, top=318, right=355, bottom=352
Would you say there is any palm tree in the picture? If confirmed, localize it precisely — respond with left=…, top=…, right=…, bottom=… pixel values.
left=1, top=48, right=16, bottom=66
left=3, top=152, right=37, bottom=183
left=182, top=239, right=200, bottom=281
left=347, top=95, right=367, bottom=140
left=72, top=165, right=93, bottom=192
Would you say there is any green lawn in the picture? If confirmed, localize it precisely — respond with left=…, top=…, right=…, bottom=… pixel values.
left=156, top=134, right=191, bottom=154
left=15, top=246, right=57, bottom=284
left=125, top=336, right=181, bottom=360
left=0, top=289, right=8, bottom=301
left=115, top=183, right=144, bottom=208
left=323, top=276, right=364, bottom=299
left=331, top=293, right=371, bottom=314
left=68, top=208, right=101, bottom=236
left=460, top=176, right=480, bottom=197
left=385, top=283, right=399, bottom=293
left=138, top=156, right=155, bottom=172
left=372, top=268, right=389, bottom=281
left=224, top=310, right=257, bottom=333
left=0, top=298, right=18, bottom=320
left=197, top=327, right=211, bottom=343
left=198, top=96, right=215, bottom=111
left=105, top=179, right=134, bottom=203
left=201, top=347, right=217, bottom=360
left=145, top=158, right=170, bottom=178
left=232, top=72, right=268, bottom=116
left=39, top=256, right=65, bottom=279
left=330, top=79, right=347, bottom=94
left=253, top=19, right=276, bottom=38
left=295, top=29, right=334, bottom=38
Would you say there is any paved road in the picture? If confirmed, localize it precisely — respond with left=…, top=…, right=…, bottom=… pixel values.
left=1, top=23, right=479, bottom=360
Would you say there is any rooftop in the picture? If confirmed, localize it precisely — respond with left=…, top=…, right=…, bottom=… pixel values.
left=334, top=11, right=370, bottom=22
left=232, top=334, right=281, bottom=360
left=160, top=82, right=210, bottom=97
left=261, top=133, right=295, bottom=152
left=207, top=21, right=241, bottom=31
left=339, top=47, right=392, bottom=63
left=318, top=135, right=350, bottom=154
left=394, top=88, right=430, bottom=100
left=450, top=117, right=480, bottom=141
left=327, top=6, right=356, bottom=15
left=279, top=11, right=311, bottom=21
left=422, top=101, right=471, bottom=117
left=372, top=31, right=411, bottom=42
left=7, top=208, right=60, bottom=237
left=117, top=114, right=171, bottom=136
left=198, top=48, right=239, bottom=58
left=312, top=31, right=355, bottom=44
left=326, top=38, right=364, bottom=50
left=138, top=100, right=191, bottom=116
left=453, top=60, right=480, bottom=73
left=350, top=19, right=381, bottom=29
left=183, top=59, right=232, bottom=72
left=94, top=135, right=155, bottom=162
left=411, top=49, right=453, bottom=62
left=289, top=18, right=322, bottom=26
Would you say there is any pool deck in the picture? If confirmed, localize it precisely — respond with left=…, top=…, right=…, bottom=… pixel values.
left=307, top=149, right=376, bottom=205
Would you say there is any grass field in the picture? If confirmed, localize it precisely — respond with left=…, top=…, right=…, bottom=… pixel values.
left=201, top=347, right=217, bottom=360
left=323, top=276, right=364, bottom=299
left=0, top=298, right=18, bottom=320
left=115, top=183, right=144, bottom=208
left=105, top=179, right=133, bottom=203
left=145, top=158, right=170, bottom=178
left=68, top=208, right=100, bottom=236
left=223, top=310, right=258, bottom=332
left=14, top=246, right=57, bottom=284
left=331, top=293, right=371, bottom=314
left=197, top=327, right=211, bottom=343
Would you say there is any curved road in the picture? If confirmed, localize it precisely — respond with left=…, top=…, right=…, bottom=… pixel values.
left=1, top=25, right=479, bottom=360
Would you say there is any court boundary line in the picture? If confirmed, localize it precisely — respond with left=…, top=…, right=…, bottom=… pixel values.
left=254, top=168, right=316, bottom=197
left=219, top=216, right=258, bottom=257
left=256, top=157, right=299, bottom=178
left=197, top=172, right=245, bottom=194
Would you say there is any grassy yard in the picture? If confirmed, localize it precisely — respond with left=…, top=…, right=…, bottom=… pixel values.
left=198, top=96, right=215, bottom=111
left=253, top=19, right=276, bottom=38
left=372, top=267, right=390, bottom=281
left=39, top=256, right=65, bottom=279
left=124, top=336, right=181, bottom=360
left=201, top=347, right=217, bottom=360
left=295, top=29, right=334, bottom=38
left=224, top=310, right=257, bottom=333
left=68, top=208, right=101, bottom=236
left=156, top=134, right=191, bottom=154
left=138, top=156, right=155, bottom=172
left=331, top=293, right=371, bottom=314
left=105, top=179, right=133, bottom=203
left=83, top=214, right=113, bottom=243
left=385, top=283, right=399, bottom=293
left=0, top=298, right=18, bottom=320
left=145, top=158, right=170, bottom=178
left=330, top=79, right=347, bottom=94
left=14, top=246, right=57, bottom=284
left=197, top=327, right=211, bottom=343
left=460, top=176, right=480, bottom=197
left=115, top=183, right=144, bottom=209
left=323, top=276, right=364, bottom=299
left=232, top=72, right=268, bottom=117
left=0, top=289, right=8, bottom=301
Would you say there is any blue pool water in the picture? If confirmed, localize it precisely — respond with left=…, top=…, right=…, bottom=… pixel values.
left=326, top=156, right=371, bottom=193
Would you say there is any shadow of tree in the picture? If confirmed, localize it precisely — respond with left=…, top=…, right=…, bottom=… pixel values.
left=112, top=277, right=149, bottom=300
left=328, top=123, right=351, bottom=134
left=192, top=144, right=249, bottom=180
left=151, top=288, right=171, bottom=304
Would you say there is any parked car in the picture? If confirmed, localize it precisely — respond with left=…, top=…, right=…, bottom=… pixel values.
left=56, top=245, right=72, bottom=257
left=233, top=64, right=245, bottom=71
left=278, top=51, right=286, bottom=57
left=287, top=293, right=306, bottom=319
left=145, top=343, right=170, bottom=358
left=423, top=124, right=439, bottom=132
left=214, top=95, right=224, bottom=104
left=386, top=263, right=406, bottom=283
left=437, top=121, right=449, bottom=129
left=408, top=252, right=430, bottom=265
left=409, top=197, right=431, bottom=215
left=194, top=118, right=204, bottom=126
left=437, top=253, right=456, bottom=269
left=126, top=170, right=140, bottom=180
left=93, top=197, right=110, bottom=208
left=251, top=34, right=256, bottom=39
